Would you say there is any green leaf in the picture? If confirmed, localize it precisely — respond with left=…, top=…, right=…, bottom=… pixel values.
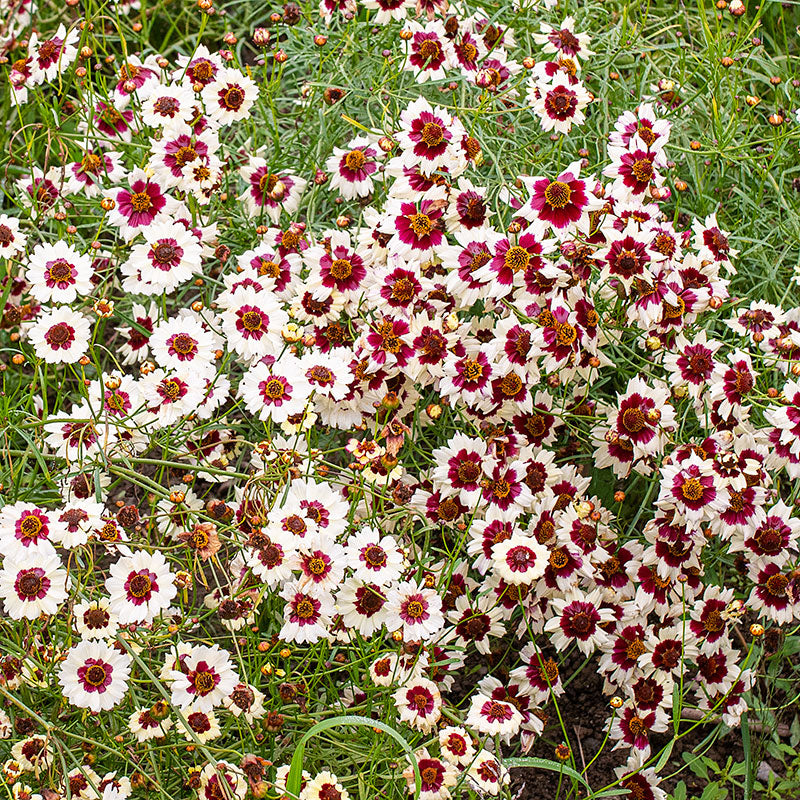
left=502, top=757, right=593, bottom=793
left=285, top=715, right=421, bottom=800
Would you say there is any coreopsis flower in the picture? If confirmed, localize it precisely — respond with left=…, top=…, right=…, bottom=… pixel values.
left=491, top=534, right=549, bottom=585
left=279, top=581, right=335, bottom=644
left=0, top=213, right=27, bottom=258
left=467, top=750, right=509, bottom=796
left=534, top=16, right=593, bottom=59
left=177, top=706, right=222, bottom=743
left=296, top=535, right=347, bottom=591
left=692, top=213, right=738, bottom=272
left=609, top=103, right=671, bottom=152
left=609, top=702, right=668, bottom=762
left=239, top=159, right=306, bottom=221
left=73, top=598, right=119, bottom=640
left=335, top=579, right=389, bottom=637
left=448, top=593, right=505, bottom=654
left=149, top=316, right=218, bottom=378
left=361, top=0, right=412, bottom=23
left=58, top=640, right=132, bottom=712
left=748, top=562, right=798, bottom=624
left=139, top=368, right=206, bottom=427
left=27, top=306, right=92, bottom=364
left=129, top=707, right=173, bottom=742
left=108, top=169, right=176, bottom=241
left=300, top=771, right=350, bottom=800
left=0, top=502, right=67, bottom=555
left=238, top=356, right=312, bottom=423
left=604, top=147, right=664, bottom=199
left=64, top=149, right=126, bottom=198
left=520, top=161, right=599, bottom=237
left=105, top=549, right=178, bottom=624
left=545, top=588, right=615, bottom=654
left=466, top=693, right=522, bottom=743
left=385, top=580, right=444, bottom=640
left=168, top=644, right=239, bottom=711
left=394, top=677, right=442, bottom=732
left=402, top=21, right=453, bottom=83
left=345, top=527, right=405, bottom=584
left=201, top=66, right=258, bottom=125
left=220, top=286, right=289, bottom=362
left=438, top=726, right=475, bottom=767
left=28, top=24, right=79, bottom=84
left=326, top=136, right=381, bottom=199
left=140, top=82, right=198, bottom=129
left=657, top=454, right=726, bottom=524
left=395, top=98, right=464, bottom=174
left=0, top=550, right=69, bottom=620
left=92, top=101, right=135, bottom=142
left=403, top=749, right=457, bottom=800
left=529, top=75, right=591, bottom=134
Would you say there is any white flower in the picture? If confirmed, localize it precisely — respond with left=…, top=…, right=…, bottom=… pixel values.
left=74, top=598, right=119, bottom=640
left=58, top=640, right=132, bottom=712
left=491, top=534, right=549, bottom=585
left=201, top=66, right=259, bottom=125
left=25, top=240, right=93, bottom=303
left=238, top=356, right=312, bottom=423
left=105, top=549, right=177, bottom=624
left=168, top=644, right=239, bottom=711
left=0, top=550, right=69, bottom=620
left=149, top=315, right=218, bottom=378
left=28, top=306, right=92, bottom=364
left=345, top=527, right=405, bottom=585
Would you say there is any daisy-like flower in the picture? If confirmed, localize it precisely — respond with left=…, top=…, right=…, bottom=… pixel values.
left=396, top=98, right=464, bottom=174
left=26, top=241, right=93, bottom=305
left=296, top=535, right=347, bottom=591
left=139, top=368, right=206, bottom=427
left=748, top=562, right=798, bottom=624
left=521, top=161, right=599, bottom=237
left=300, top=771, right=350, bottom=800
left=529, top=75, right=592, bottom=134
left=201, top=66, right=258, bottom=125
left=361, top=0, right=412, bottom=23
left=326, top=136, right=381, bottom=199
left=105, top=549, right=177, bottom=624
left=545, top=588, right=615, bottom=654
left=140, top=82, right=197, bottom=129
left=149, top=316, right=218, bottom=378
left=64, top=149, right=126, bottom=198
left=27, top=306, right=92, bottom=364
left=402, top=21, right=453, bottom=83
left=169, top=644, right=239, bottom=711
left=385, top=581, right=444, bottom=640
left=129, top=707, right=173, bottom=742
left=247, top=531, right=298, bottom=587
left=336, top=578, right=389, bottom=637
left=177, top=706, right=222, bottom=744
left=657, top=454, right=725, bottom=524
left=238, top=160, right=307, bottom=222
left=28, top=24, right=79, bottom=84
left=466, top=693, right=523, bottom=743
left=438, top=726, right=475, bottom=767
left=0, top=213, right=28, bottom=258
left=0, top=502, right=67, bottom=554
left=220, top=286, right=289, bottom=362
left=383, top=195, right=447, bottom=259
left=122, top=221, right=203, bottom=295
left=108, top=169, right=174, bottom=241
left=533, top=17, right=594, bottom=59
left=279, top=581, right=335, bottom=644
left=468, top=750, right=510, bottom=797
left=491, top=534, right=549, bottom=585
left=58, top=640, right=131, bottom=712
left=404, top=749, right=457, bottom=800
left=0, top=550, right=69, bottom=620
left=448, top=594, right=505, bottom=654
left=345, top=527, right=405, bottom=584
left=73, top=598, right=119, bottom=640
left=238, top=357, right=312, bottom=423
left=299, top=351, right=353, bottom=401
left=394, top=677, right=442, bottom=733
left=609, top=103, right=671, bottom=152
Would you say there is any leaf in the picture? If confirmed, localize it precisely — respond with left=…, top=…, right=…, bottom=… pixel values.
left=285, top=715, right=421, bottom=800
left=502, top=757, right=593, bottom=793
left=671, top=780, right=688, bottom=800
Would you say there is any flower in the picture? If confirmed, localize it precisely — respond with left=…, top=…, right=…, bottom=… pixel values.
left=28, top=306, right=92, bottom=364
left=394, top=677, right=442, bottom=733
left=466, top=693, right=523, bottom=742
left=201, top=66, right=259, bottom=125
left=105, top=550, right=177, bottom=624
left=0, top=550, right=69, bottom=620
left=169, top=644, right=239, bottom=711
left=58, top=640, right=132, bottom=712
left=385, top=581, right=444, bottom=640
left=25, top=241, right=93, bottom=304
